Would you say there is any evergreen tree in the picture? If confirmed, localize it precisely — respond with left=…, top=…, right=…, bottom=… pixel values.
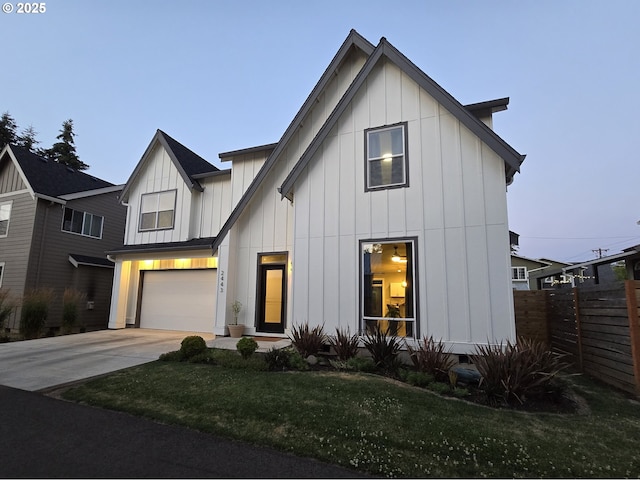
left=0, top=112, right=18, bottom=149
left=16, top=125, right=40, bottom=153
left=43, top=119, right=89, bottom=170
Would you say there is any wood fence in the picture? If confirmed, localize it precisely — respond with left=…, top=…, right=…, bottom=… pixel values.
left=514, top=280, right=640, bottom=396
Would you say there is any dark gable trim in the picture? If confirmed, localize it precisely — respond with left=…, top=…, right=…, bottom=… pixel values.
left=280, top=38, right=525, bottom=199
left=210, top=29, right=375, bottom=254
left=107, top=237, right=217, bottom=256
left=219, top=143, right=278, bottom=161
left=156, top=131, right=204, bottom=193
left=464, top=97, right=510, bottom=117
left=120, top=130, right=214, bottom=202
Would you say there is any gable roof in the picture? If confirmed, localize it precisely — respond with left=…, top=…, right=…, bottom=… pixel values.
left=279, top=36, right=526, bottom=200
left=0, top=144, right=115, bottom=199
left=511, top=254, right=552, bottom=269
left=209, top=29, right=375, bottom=253
left=120, top=129, right=218, bottom=202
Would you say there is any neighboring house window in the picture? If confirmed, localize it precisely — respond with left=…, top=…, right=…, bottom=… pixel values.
left=0, top=201, right=12, bottom=237
left=361, top=239, right=417, bottom=338
left=139, top=190, right=176, bottom=231
left=0, top=262, right=4, bottom=287
left=62, top=208, right=104, bottom=239
left=365, top=123, right=408, bottom=191
left=512, top=267, right=528, bottom=281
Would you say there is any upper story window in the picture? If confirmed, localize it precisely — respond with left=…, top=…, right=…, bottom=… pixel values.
left=512, top=266, right=528, bottom=281
left=139, top=190, right=176, bottom=231
left=365, top=123, right=408, bottom=191
left=62, top=207, right=104, bottom=239
left=0, top=201, right=12, bottom=237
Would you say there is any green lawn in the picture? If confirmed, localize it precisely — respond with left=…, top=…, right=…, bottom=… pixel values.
left=61, top=353, right=640, bottom=478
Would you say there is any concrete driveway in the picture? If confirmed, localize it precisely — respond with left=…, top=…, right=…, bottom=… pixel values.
left=0, top=329, right=214, bottom=392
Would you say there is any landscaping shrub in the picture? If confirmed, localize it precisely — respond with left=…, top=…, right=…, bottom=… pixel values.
left=289, top=322, right=327, bottom=358
left=471, top=337, right=569, bottom=406
left=404, top=371, right=435, bottom=388
left=362, top=323, right=402, bottom=373
left=406, top=335, right=456, bottom=382
left=180, top=335, right=207, bottom=359
left=211, top=348, right=267, bottom=371
left=236, top=337, right=258, bottom=359
left=264, top=346, right=308, bottom=371
left=428, top=381, right=452, bottom=395
left=345, top=356, right=377, bottom=373
left=329, top=327, right=360, bottom=361
left=188, top=350, right=216, bottom=364
left=62, top=288, right=86, bottom=334
left=159, top=350, right=184, bottom=362
left=20, top=288, right=54, bottom=339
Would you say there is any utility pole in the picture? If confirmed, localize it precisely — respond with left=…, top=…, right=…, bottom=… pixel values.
left=592, top=248, right=609, bottom=259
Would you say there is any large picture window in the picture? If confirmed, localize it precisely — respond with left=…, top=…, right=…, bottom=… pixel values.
left=365, top=123, right=408, bottom=191
left=0, top=201, right=12, bottom=237
left=139, top=190, right=176, bottom=231
left=361, top=239, right=417, bottom=337
left=62, top=208, right=103, bottom=239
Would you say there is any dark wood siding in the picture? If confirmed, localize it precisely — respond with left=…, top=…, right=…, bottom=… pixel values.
left=0, top=192, right=37, bottom=330
left=24, top=191, right=126, bottom=331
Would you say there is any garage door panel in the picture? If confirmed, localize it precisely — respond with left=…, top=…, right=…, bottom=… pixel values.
left=140, top=270, right=217, bottom=332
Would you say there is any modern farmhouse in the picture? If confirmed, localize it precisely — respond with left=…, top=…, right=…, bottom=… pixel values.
left=107, top=30, right=525, bottom=353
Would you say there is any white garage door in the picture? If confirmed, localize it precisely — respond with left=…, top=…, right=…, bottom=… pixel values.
left=139, top=269, right=217, bottom=332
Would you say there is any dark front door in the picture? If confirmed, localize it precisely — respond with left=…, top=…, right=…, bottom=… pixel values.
left=257, top=264, right=286, bottom=333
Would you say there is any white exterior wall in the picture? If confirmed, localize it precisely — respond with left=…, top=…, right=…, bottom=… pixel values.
left=199, top=174, right=233, bottom=237
left=124, top=144, right=195, bottom=245
left=290, top=59, right=515, bottom=353
left=225, top=48, right=368, bottom=335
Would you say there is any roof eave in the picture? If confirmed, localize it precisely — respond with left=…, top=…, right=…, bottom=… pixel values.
left=279, top=38, right=526, bottom=199
left=209, top=29, right=375, bottom=254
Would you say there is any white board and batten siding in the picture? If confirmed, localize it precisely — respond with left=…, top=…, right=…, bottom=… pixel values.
left=224, top=48, right=368, bottom=333
left=124, top=144, right=194, bottom=245
left=291, top=59, right=514, bottom=352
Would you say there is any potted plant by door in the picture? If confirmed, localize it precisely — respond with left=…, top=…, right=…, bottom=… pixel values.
left=228, top=300, right=245, bottom=338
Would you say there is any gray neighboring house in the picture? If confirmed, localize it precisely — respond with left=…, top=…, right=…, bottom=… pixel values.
left=0, top=144, right=126, bottom=334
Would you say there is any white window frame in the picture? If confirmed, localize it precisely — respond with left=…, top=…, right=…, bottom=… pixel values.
left=0, top=201, right=12, bottom=238
left=139, top=190, right=177, bottom=232
left=365, top=123, right=409, bottom=191
left=0, top=262, right=4, bottom=287
left=512, top=266, right=528, bottom=281
left=61, top=207, right=104, bottom=239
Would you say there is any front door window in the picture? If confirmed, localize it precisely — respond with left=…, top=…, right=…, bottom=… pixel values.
left=257, top=253, right=287, bottom=334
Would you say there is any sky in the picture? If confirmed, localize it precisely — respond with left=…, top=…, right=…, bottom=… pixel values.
left=2, top=0, right=639, bottom=263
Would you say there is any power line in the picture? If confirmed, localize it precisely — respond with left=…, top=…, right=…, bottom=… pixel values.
left=592, top=248, right=609, bottom=259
